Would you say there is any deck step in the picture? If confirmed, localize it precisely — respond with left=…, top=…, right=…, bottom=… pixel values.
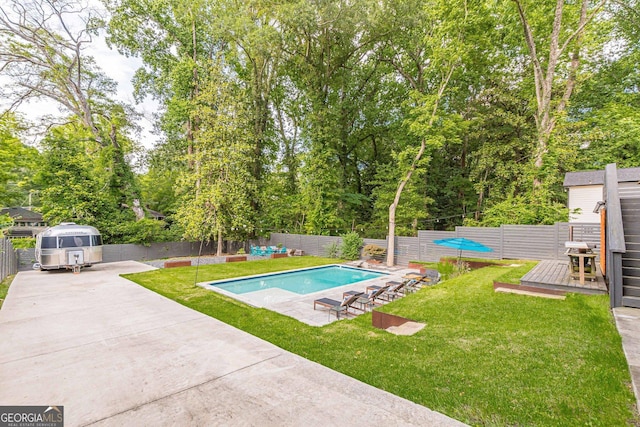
left=623, top=276, right=640, bottom=287
left=623, top=265, right=640, bottom=277
left=622, top=296, right=640, bottom=309
left=622, top=250, right=640, bottom=260
left=624, top=286, right=640, bottom=297
left=622, top=258, right=640, bottom=268
left=624, top=227, right=640, bottom=234
left=621, top=199, right=640, bottom=207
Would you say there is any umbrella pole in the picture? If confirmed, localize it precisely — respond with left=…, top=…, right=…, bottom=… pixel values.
left=457, top=250, right=467, bottom=274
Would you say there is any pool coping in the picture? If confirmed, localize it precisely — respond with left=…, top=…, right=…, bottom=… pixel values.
left=198, top=264, right=389, bottom=307
left=197, top=263, right=418, bottom=326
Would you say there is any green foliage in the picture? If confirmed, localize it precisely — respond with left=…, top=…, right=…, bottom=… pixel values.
left=4, top=0, right=639, bottom=244
left=324, top=241, right=340, bottom=259
left=435, top=260, right=456, bottom=281
left=34, top=125, right=118, bottom=227
left=174, top=60, right=256, bottom=245
left=467, top=194, right=569, bottom=227
left=107, top=218, right=178, bottom=246
left=339, top=231, right=363, bottom=261
left=0, top=274, right=14, bottom=310
left=10, top=238, right=35, bottom=249
left=0, top=114, right=39, bottom=207
left=0, top=214, right=11, bottom=230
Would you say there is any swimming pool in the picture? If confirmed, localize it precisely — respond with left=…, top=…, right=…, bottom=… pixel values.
left=209, top=265, right=387, bottom=295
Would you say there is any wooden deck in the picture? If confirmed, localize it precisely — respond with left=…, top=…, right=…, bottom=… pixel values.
left=520, top=260, right=608, bottom=295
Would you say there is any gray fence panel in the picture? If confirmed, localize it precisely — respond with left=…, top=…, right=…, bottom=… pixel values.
left=501, top=225, right=558, bottom=260
left=557, top=222, right=601, bottom=259
left=396, top=236, right=419, bottom=266
left=268, top=233, right=302, bottom=253
left=316, top=236, right=341, bottom=257
left=419, top=230, right=457, bottom=262
left=267, top=222, right=601, bottom=265
left=456, top=226, right=503, bottom=260
left=16, top=248, right=35, bottom=270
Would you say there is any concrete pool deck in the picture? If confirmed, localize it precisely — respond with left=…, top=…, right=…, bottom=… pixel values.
left=199, top=263, right=421, bottom=326
left=0, top=261, right=464, bottom=426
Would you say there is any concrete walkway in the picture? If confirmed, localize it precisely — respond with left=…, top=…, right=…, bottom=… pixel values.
left=0, top=261, right=464, bottom=426
left=614, top=307, right=640, bottom=412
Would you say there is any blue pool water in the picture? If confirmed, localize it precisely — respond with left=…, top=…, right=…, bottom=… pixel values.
left=210, top=265, right=387, bottom=295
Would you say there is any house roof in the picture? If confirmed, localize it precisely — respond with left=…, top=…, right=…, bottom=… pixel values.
left=0, top=206, right=43, bottom=222
left=563, top=167, right=640, bottom=187
left=146, top=208, right=166, bottom=219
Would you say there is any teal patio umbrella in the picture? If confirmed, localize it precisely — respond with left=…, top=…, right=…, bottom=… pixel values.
left=433, top=237, right=493, bottom=264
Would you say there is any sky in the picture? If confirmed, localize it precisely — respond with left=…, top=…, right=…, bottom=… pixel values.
left=1, top=1, right=160, bottom=150
left=12, top=37, right=160, bottom=150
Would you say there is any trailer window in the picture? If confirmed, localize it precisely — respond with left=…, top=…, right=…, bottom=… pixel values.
left=91, top=235, right=103, bottom=246
left=59, top=236, right=90, bottom=248
left=40, top=237, right=57, bottom=249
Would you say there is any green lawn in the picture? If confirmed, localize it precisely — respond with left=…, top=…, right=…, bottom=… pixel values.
left=124, top=257, right=638, bottom=426
left=0, top=275, right=13, bottom=310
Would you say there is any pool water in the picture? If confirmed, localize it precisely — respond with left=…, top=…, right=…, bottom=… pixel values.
left=210, top=265, right=387, bottom=295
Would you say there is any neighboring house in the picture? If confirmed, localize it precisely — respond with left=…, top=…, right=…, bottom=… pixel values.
left=564, top=167, right=640, bottom=222
left=0, top=206, right=48, bottom=238
left=146, top=208, right=166, bottom=221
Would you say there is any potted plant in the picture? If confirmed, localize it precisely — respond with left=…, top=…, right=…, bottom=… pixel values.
left=363, top=244, right=386, bottom=263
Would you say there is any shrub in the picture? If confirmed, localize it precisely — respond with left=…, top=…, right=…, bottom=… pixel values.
left=363, top=244, right=386, bottom=257
left=10, top=238, right=36, bottom=249
left=340, top=232, right=364, bottom=260
left=325, top=241, right=340, bottom=258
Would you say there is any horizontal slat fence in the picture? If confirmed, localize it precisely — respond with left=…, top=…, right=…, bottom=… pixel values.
left=269, top=222, right=600, bottom=265
left=17, top=241, right=220, bottom=270
left=11, top=222, right=600, bottom=271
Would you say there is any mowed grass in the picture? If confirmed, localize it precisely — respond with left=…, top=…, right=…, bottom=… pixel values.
left=0, top=275, right=13, bottom=310
left=124, top=258, right=638, bottom=426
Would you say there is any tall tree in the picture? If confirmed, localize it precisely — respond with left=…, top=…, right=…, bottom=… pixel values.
left=0, top=113, right=39, bottom=207
left=511, top=0, right=607, bottom=185
left=174, top=61, right=256, bottom=254
left=0, top=0, right=143, bottom=218
left=104, top=0, right=215, bottom=162
left=373, top=0, right=475, bottom=265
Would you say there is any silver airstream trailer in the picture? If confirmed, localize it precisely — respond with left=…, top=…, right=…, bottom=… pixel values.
left=34, top=222, right=103, bottom=272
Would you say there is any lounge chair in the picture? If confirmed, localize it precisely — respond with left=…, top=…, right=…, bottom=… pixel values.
left=421, top=268, right=441, bottom=284
left=381, top=280, right=412, bottom=300
left=367, top=280, right=412, bottom=299
left=354, top=285, right=390, bottom=311
left=313, top=293, right=361, bottom=319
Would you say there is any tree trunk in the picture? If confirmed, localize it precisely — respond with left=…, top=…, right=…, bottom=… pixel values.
left=217, top=229, right=223, bottom=256
left=386, top=138, right=425, bottom=266
left=386, top=65, right=454, bottom=266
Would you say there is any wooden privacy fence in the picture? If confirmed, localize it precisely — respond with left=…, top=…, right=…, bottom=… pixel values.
left=0, top=238, right=18, bottom=281
left=268, top=222, right=600, bottom=265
